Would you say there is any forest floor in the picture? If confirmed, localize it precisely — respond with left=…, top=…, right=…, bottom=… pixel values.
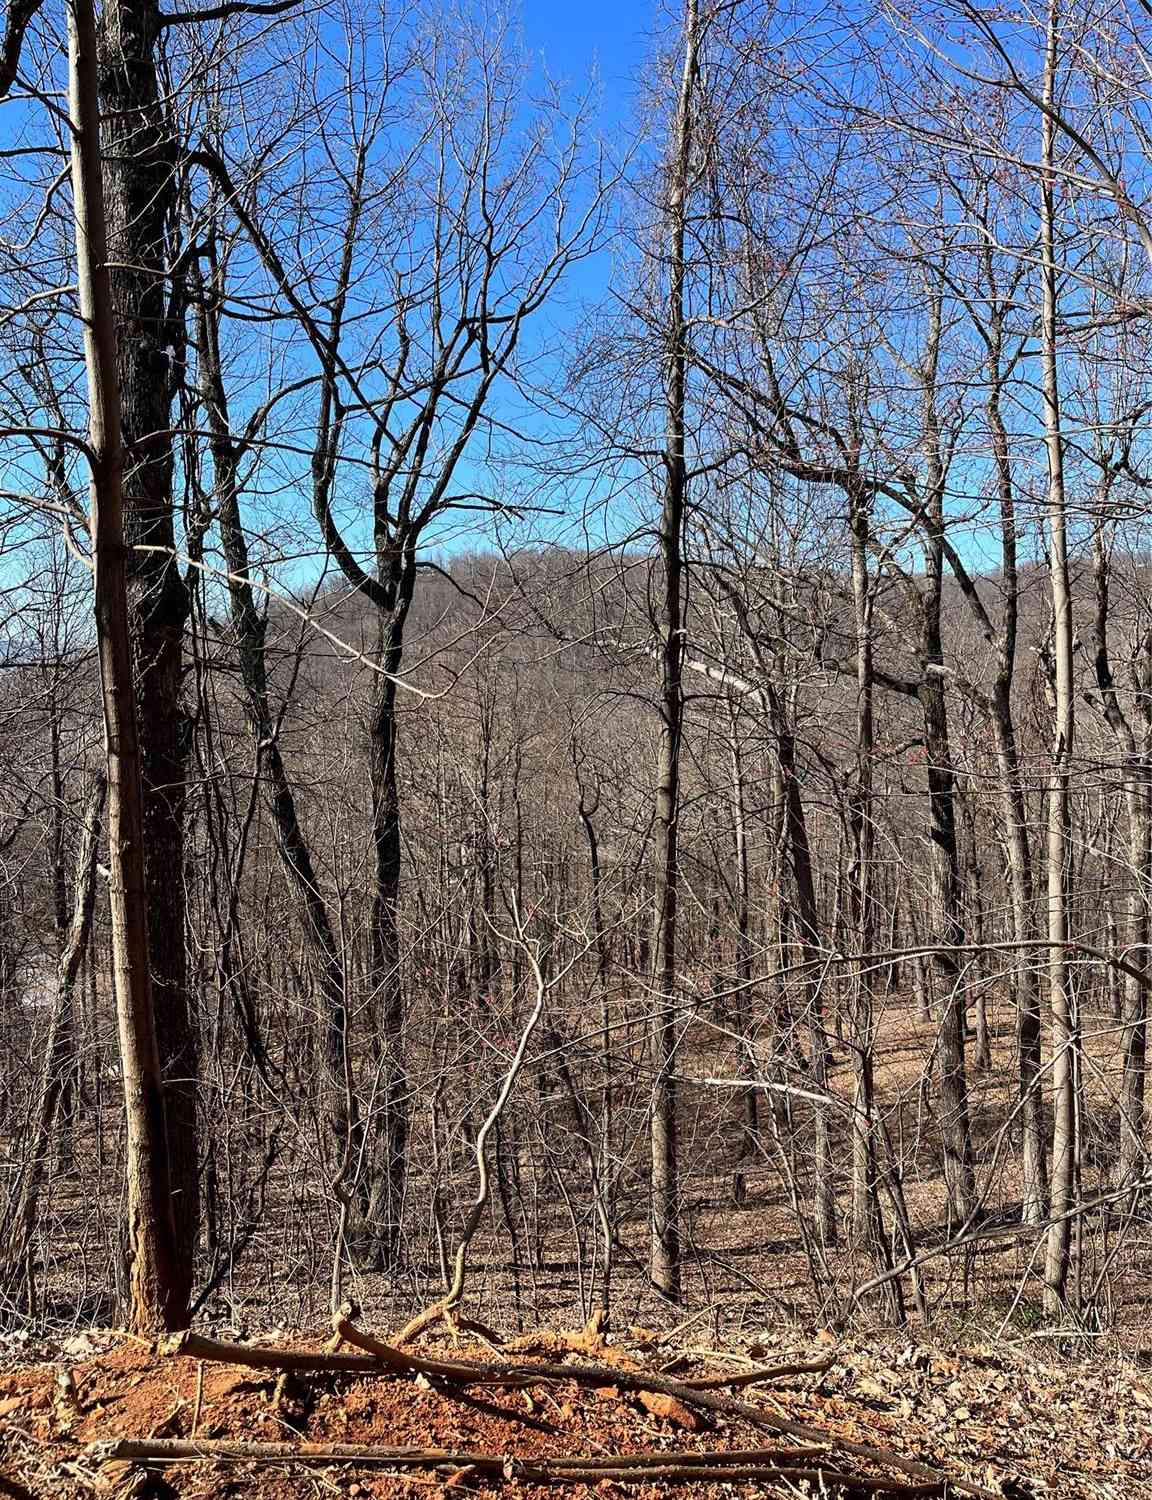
left=7, top=986, right=1152, bottom=1496
left=0, top=1321, right=1149, bottom=1500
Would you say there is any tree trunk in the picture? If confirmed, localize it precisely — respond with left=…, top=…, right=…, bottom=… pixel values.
left=1040, top=4, right=1077, bottom=1314
left=1090, top=522, right=1150, bottom=1192
left=98, top=0, right=196, bottom=1305
left=648, top=0, right=701, bottom=1304
left=769, top=685, right=836, bottom=1247
left=917, top=284, right=977, bottom=1231
left=847, top=486, right=888, bottom=1268
left=1119, top=756, right=1149, bottom=1189
left=921, top=662, right=977, bottom=1228
left=363, top=626, right=411, bottom=1267
left=728, top=710, right=758, bottom=1205
left=985, top=316, right=1048, bottom=1224
left=68, top=0, right=184, bottom=1330
left=961, top=799, right=992, bottom=1074
left=575, top=764, right=615, bottom=1307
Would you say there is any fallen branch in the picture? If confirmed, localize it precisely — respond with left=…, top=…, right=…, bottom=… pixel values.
left=331, top=1316, right=798, bottom=1425
left=337, top=1316, right=827, bottom=1398
left=88, top=1437, right=951, bottom=1494
left=163, top=1332, right=393, bottom=1376
left=162, top=1328, right=995, bottom=1498
left=678, top=1354, right=837, bottom=1390
left=169, top=1326, right=761, bottom=1424
left=91, top=1440, right=822, bottom=1469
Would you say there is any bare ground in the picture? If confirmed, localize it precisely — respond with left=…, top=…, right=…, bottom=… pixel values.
left=0, top=1323, right=1149, bottom=1499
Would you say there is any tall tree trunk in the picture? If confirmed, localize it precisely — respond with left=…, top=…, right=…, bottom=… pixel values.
left=986, top=346, right=1048, bottom=1221
left=98, top=0, right=196, bottom=1303
left=727, top=707, right=758, bottom=1205
left=363, top=616, right=411, bottom=1267
left=768, top=684, right=836, bottom=1247
left=46, top=675, right=78, bottom=1141
left=1118, top=765, right=1149, bottom=1188
left=918, top=284, right=977, bottom=1231
left=648, top=0, right=701, bottom=1304
left=921, top=664, right=977, bottom=1228
left=574, top=766, right=615, bottom=1310
left=48, top=690, right=69, bottom=937
left=847, top=485, right=888, bottom=1267
left=68, top=0, right=183, bottom=1330
left=984, top=483, right=1050, bottom=1230
left=1040, top=3, right=1077, bottom=1314
left=1090, top=521, right=1150, bottom=1191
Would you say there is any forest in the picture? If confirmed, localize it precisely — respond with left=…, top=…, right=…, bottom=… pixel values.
left=0, top=0, right=1151, bottom=1494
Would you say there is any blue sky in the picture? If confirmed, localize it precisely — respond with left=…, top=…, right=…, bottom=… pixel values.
left=410, top=0, right=668, bottom=562
left=520, top=0, right=653, bottom=110
left=0, top=0, right=667, bottom=596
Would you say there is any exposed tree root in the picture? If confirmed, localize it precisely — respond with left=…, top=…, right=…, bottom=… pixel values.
left=392, top=1299, right=456, bottom=1348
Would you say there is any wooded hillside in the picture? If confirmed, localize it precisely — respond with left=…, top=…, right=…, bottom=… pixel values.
left=0, top=0, right=1150, bottom=1422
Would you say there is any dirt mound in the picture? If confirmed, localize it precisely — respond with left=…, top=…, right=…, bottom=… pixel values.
left=0, top=1327, right=1148, bottom=1499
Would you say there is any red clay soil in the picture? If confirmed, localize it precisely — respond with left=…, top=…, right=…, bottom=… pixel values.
left=0, top=1327, right=1148, bottom=1499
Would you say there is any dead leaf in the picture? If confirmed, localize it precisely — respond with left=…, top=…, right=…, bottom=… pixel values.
left=854, top=1376, right=892, bottom=1404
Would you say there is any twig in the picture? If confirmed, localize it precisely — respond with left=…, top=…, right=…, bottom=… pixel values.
left=679, top=1354, right=836, bottom=1390
left=190, top=1361, right=204, bottom=1439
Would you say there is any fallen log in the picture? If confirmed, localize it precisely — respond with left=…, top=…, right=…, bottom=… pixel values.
left=90, top=1440, right=822, bottom=1470
left=167, top=1326, right=770, bottom=1427
left=87, top=1437, right=951, bottom=1494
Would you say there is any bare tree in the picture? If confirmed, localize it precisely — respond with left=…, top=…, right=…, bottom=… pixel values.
left=68, top=0, right=184, bottom=1332
left=1039, top=0, right=1077, bottom=1314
